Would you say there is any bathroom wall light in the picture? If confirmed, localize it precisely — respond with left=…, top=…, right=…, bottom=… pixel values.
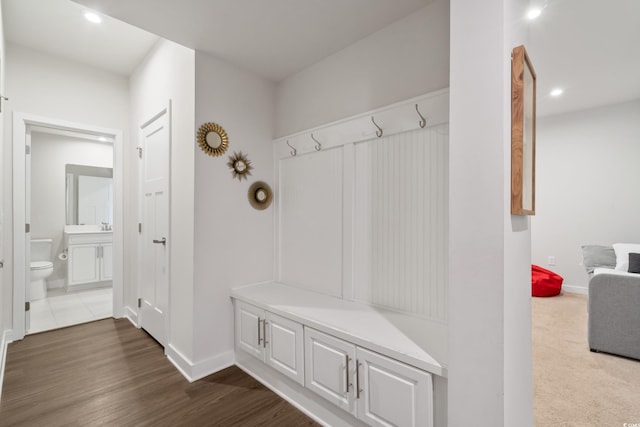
left=83, top=11, right=102, bottom=24
left=550, top=88, right=564, bottom=97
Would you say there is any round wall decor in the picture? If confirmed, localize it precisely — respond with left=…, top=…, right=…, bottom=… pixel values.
left=248, top=181, right=273, bottom=210
left=197, top=122, right=229, bottom=157
left=227, top=151, right=253, bottom=181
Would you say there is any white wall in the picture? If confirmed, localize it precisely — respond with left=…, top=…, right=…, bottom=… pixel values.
left=532, top=100, right=640, bottom=292
left=192, top=51, right=275, bottom=370
left=129, top=39, right=196, bottom=361
left=275, top=0, right=450, bottom=138
left=30, top=133, right=113, bottom=288
left=0, top=0, right=6, bottom=337
left=449, top=0, right=532, bottom=425
left=2, top=43, right=129, bottom=330
left=501, top=1, right=533, bottom=424
left=273, top=3, right=450, bottom=424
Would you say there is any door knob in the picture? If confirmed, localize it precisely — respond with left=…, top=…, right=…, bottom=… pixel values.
left=152, top=237, right=166, bottom=245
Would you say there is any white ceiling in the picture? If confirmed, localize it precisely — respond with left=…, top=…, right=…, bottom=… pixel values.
left=2, top=0, right=159, bottom=76
left=528, top=0, right=640, bottom=117
left=3, top=0, right=640, bottom=116
left=69, top=0, right=434, bottom=81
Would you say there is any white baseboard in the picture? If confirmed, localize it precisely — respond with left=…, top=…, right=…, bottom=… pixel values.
left=0, top=329, right=13, bottom=400
left=563, top=284, right=588, bottom=295
left=124, top=305, right=139, bottom=326
left=236, top=352, right=366, bottom=427
left=46, top=278, right=65, bottom=290
left=166, top=344, right=234, bottom=383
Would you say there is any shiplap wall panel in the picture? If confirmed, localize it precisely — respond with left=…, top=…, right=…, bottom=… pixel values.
left=354, top=125, right=448, bottom=321
left=279, top=148, right=343, bottom=297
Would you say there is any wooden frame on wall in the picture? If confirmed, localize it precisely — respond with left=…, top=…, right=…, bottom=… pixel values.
left=511, top=44, right=536, bottom=215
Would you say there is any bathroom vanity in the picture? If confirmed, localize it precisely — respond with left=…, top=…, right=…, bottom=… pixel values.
left=64, top=225, right=113, bottom=290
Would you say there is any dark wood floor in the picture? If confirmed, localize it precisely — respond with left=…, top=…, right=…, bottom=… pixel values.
left=0, top=318, right=320, bottom=427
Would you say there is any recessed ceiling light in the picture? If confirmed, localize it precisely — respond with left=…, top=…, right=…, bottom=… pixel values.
left=550, top=88, right=564, bottom=97
left=83, top=11, right=102, bottom=24
left=527, top=8, right=542, bottom=20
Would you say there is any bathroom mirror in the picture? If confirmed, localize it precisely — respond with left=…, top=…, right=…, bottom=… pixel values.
left=65, top=164, right=113, bottom=225
left=197, top=122, right=229, bottom=157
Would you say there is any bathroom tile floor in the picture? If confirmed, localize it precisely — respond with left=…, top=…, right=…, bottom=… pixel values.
left=28, top=287, right=113, bottom=334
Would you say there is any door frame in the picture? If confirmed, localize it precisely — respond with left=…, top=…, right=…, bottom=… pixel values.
left=12, top=112, right=124, bottom=340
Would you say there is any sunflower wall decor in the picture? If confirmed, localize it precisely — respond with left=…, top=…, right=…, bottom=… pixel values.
left=227, top=151, right=253, bottom=181
left=197, top=122, right=229, bottom=157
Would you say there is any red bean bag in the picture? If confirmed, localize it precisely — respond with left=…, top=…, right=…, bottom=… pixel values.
left=531, top=265, right=563, bottom=297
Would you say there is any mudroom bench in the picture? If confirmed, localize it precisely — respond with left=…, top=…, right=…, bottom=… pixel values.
left=231, top=281, right=447, bottom=427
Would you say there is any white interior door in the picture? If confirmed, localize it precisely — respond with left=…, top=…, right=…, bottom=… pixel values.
left=139, top=104, right=171, bottom=347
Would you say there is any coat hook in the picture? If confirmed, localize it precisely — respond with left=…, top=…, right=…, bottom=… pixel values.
left=286, top=140, right=297, bottom=156
left=311, top=133, right=322, bottom=151
left=415, top=104, right=426, bottom=128
left=371, top=116, right=383, bottom=138
left=0, top=95, right=8, bottom=114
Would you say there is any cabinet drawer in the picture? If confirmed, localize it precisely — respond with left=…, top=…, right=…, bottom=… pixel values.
left=66, top=232, right=112, bottom=245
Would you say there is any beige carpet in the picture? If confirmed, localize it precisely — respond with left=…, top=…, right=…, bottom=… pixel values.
left=533, top=292, right=640, bottom=426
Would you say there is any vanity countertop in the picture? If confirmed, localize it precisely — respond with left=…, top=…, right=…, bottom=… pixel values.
left=63, top=225, right=113, bottom=235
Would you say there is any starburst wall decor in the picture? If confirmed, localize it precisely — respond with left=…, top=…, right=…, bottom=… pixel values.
left=227, top=151, right=253, bottom=181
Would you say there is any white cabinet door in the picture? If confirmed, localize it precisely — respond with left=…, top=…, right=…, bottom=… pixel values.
left=304, top=327, right=356, bottom=414
left=235, top=301, right=266, bottom=361
left=100, top=243, right=113, bottom=281
left=68, top=244, right=100, bottom=285
left=266, top=312, right=304, bottom=386
left=356, top=347, right=433, bottom=427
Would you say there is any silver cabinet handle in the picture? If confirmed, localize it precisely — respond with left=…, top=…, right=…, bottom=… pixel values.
left=345, top=355, right=351, bottom=393
left=153, top=237, right=166, bottom=245
left=263, top=320, right=268, bottom=348
left=356, top=360, right=362, bottom=399
left=257, top=318, right=263, bottom=346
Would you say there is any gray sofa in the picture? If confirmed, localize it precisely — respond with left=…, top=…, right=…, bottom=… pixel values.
left=588, top=272, right=640, bottom=360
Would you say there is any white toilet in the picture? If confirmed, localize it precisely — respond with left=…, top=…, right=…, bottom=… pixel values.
left=30, top=239, right=54, bottom=301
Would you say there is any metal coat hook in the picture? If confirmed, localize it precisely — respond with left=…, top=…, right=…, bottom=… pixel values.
left=0, top=95, right=8, bottom=113
left=286, top=140, right=297, bottom=156
left=371, top=116, right=383, bottom=138
left=311, top=133, right=322, bottom=151
left=415, top=104, right=426, bottom=128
